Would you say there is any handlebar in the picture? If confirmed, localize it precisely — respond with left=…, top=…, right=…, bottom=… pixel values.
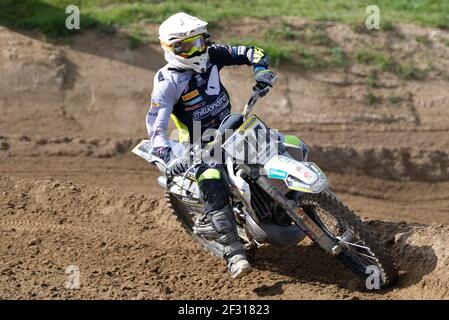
left=242, top=89, right=261, bottom=118
left=183, top=79, right=279, bottom=175
left=242, top=76, right=278, bottom=118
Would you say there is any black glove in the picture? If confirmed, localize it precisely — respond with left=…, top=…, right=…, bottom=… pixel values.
left=254, top=69, right=277, bottom=96
left=167, top=158, right=190, bottom=176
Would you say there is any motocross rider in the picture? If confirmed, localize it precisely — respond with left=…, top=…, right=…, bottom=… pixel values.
left=146, top=12, right=277, bottom=279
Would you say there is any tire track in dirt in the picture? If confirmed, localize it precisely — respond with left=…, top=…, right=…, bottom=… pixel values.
left=1, top=175, right=449, bottom=299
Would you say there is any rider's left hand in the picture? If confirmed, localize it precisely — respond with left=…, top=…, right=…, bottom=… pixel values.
left=254, top=69, right=277, bottom=96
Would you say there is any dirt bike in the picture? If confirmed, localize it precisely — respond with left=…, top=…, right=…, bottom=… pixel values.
left=132, top=88, right=398, bottom=288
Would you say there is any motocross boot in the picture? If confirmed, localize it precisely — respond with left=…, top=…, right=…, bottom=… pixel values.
left=209, top=205, right=252, bottom=279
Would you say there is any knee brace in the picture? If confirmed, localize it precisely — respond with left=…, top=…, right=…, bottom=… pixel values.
left=210, top=205, right=239, bottom=245
left=197, top=167, right=230, bottom=214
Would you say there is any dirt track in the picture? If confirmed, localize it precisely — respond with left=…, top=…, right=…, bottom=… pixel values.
left=1, top=20, right=449, bottom=299
left=2, top=174, right=449, bottom=299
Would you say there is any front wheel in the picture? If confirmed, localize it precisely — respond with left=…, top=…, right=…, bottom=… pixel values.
left=299, top=192, right=398, bottom=288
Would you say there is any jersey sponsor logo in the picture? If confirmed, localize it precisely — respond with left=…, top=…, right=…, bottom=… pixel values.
left=185, top=101, right=206, bottom=111
left=158, top=71, right=165, bottom=82
left=205, top=65, right=220, bottom=96
left=247, top=47, right=265, bottom=63
left=182, top=89, right=199, bottom=101
left=193, top=92, right=229, bottom=120
left=183, top=96, right=204, bottom=106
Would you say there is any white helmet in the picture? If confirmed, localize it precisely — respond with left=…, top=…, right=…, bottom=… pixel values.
left=159, top=12, right=209, bottom=73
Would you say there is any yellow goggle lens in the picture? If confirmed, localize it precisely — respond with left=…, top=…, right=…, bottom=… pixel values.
left=163, top=34, right=207, bottom=58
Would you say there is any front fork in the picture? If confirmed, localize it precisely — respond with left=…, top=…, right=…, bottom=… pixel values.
left=255, top=176, right=340, bottom=255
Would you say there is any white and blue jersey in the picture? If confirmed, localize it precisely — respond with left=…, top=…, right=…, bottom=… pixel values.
left=146, top=44, right=269, bottom=148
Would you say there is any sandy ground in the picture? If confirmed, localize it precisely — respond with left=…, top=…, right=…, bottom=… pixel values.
left=1, top=19, right=449, bottom=299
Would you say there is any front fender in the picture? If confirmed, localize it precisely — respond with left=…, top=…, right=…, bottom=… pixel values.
left=263, top=155, right=328, bottom=193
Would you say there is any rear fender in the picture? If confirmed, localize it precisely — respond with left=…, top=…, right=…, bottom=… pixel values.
left=131, top=140, right=187, bottom=173
left=131, top=140, right=163, bottom=165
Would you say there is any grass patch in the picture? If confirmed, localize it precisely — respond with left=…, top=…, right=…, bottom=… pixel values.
left=393, top=63, right=426, bottom=80
left=350, top=18, right=395, bottom=33
left=228, top=38, right=292, bottom=66
left=381, top=20, right=396, bottom=32
left=355, top=50, right=395, bottom=71
left=228, top=38, right=301, bottom=67
left=0, top=0, right=98, bottom=38
left=304, top=24, right=333, bottom=46
left=1, top=0, right=449, bottom=39
left=229, top=20, right=346, bottom=68
left=366, top=70, right=380, bottom=88
left=296, top=47, right=323, bottom=69
left=265, top=22, right=333, bottom=47
left=128, top=34, right=143, bottom=49
left=387, top=95, right=403, bottom=104
left=292, top=46, right=347, bottom=69
left=330, top=47, right=347, bottom=68
left=355, top=49, right=426, bottom=80
left=269, top=22, right=298, bottom=41
left=0, top=0, right=440, bottom=74
left=229, top=38, right=347, bottom=69
left=415, top=35, right=432, bottom=47
left=127, top=27, right=150, bottom=49
left=366, top=93, right=381, bottom=106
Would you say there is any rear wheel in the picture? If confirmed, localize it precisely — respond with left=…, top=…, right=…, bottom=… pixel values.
left=165, top=192, right=227, bottom=258
left=165, top=192, right=195, bottom=234
left=299, top=192, right=398, bottom=288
